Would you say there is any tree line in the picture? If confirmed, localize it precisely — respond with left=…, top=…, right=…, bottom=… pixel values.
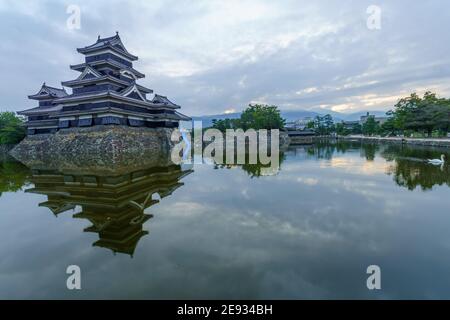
left=313, top=91, right=450, bottom=137
left=212, top=104, right=285, bottom=131
left=385, top=91, right=449, bottom=137
left=210, top=91, right=449, bottom=138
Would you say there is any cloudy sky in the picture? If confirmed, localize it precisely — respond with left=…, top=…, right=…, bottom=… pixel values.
left=1, top=0, right=450, bottom=116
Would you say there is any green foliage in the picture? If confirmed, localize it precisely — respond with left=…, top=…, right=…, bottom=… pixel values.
left=213, top=153, right=286, bottom=178
left=351, top=123, right=362, bottom=134
left=380, top=117, right=396, bottom=136
left=388, top=91, right=450, bottom=137
left=382, top=145, right=450, bottom=190
left=239, top=104, right=285, bottom=130
left=211, top=118, right=240, bottom=132
left=362, top=117, right=380, bottom=136
left=0, top=159, right=30, bottom=197
left=310, top=114, right=334, bottom=135
left=306, top=121, right=315, bottom=129
left=0, top=112, right=26, bottom=144
left=335, top=122, right=350, bottom=136
left=212, top=104, right=285, bottom=132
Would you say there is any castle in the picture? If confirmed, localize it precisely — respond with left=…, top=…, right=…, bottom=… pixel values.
left=18, top=32, right=190, bottom=135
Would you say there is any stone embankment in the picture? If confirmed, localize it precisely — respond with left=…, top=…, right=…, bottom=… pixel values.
left=338, top=135, right=450, bottom=148
left=0, top=144, right=15, bottom=153
left=9, top=126, right=176, bottom=174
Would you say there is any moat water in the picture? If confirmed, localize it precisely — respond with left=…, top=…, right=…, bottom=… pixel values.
left=0, top=141, right=449, bottom=299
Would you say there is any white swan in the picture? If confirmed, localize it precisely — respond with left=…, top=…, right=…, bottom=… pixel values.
left=427, top=154, right=445, bottom=165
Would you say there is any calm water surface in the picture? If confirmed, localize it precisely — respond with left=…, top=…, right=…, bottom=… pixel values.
left=0, top=141, right=449, bottom=299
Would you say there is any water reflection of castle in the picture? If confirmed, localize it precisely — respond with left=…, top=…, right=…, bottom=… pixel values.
left=25, top=164, right=193, bottom=256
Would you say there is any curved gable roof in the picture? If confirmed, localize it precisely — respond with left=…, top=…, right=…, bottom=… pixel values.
left=151, top=94, right=180, bottom=108
left=120, top=84, right=146, bottom=101
left=77, top=33, right=138, bottom=61
left=28, top=83, right=68, bottom=100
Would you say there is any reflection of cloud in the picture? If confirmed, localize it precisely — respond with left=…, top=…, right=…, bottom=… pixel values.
left=4, top=142, right=450, bottom=299
left=260, top=166, right=280, bottom=176
left=161, top=201, right=209, bottom=217
left=297, top=177, right=319, bottom=185
left=241, top=188, right=250, bottom=199
left=326, top=157, right=387, bottom=176
left=219, top=207, right=342, bottom=242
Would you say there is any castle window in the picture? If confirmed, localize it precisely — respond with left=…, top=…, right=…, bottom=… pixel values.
left=101, top=116, right=121, bottom=125
left=129, top=119, right=144, bottom=127
left=79, top=118, right=93, bottom=127
left=59, top=120, right=70, bottom=128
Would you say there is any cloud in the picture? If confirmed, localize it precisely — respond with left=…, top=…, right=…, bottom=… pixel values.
left=1, top=0, right=450, bottom=116
left=224, top=108, right=236, bottom=114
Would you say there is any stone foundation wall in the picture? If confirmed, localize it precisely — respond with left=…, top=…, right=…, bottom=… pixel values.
left=9, top=125, right=176, bottom=174
left=0, top=144, right=15, bottom=155
left=338, top=136, right=450, bottom=148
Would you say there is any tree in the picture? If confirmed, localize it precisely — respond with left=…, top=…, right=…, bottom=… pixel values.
left=323, top=114, right=334, bottom=133
left=311, top=114, right=334, bottom=135
left=362, top=117, right=380, bottom=136
left=0, top=112, right=26, bottom=144
left=212, top=104, right=285, bottom=132
left=335, top=122, right=356, bottom=136
left=211, top=118, right=241, bottom=132
left=306, top=120, right=315, bottom=130
left=239, top=104, right=285, bottom=130
left=351, top=123, right=362, bottom=134
left=388, top=93, right=421, bottom=132
left=388, top=91, right=450, bottom=137
left=432, top=103, right=450, bottom=133
left=335, top=123, right=347, bottom=136
left=380, top=117, right=396, bottom=136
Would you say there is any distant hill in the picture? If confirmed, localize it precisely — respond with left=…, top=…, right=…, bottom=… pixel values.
left=191, top=113, right=241, bottom=128
left=281, top=110, right=322, bottom=121
left=190, top=109, right=389, bottom=127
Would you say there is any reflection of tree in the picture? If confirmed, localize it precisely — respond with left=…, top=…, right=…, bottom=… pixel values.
left=0, top=157, right=30, bottom=197
left=335, top=141, right=357, bottom=153
left=381, top=145, right=450, bottom=191
left=241, top=153, right=286, bottom=178
left=213, top=153, right=285, bottom=177
left=212, top=140, right=450, bottom=190
left=360, top=143, right=379, bottom=161
left=305, top=140, right=364, bottom=159
left=305, top=142, right=334, bottom=159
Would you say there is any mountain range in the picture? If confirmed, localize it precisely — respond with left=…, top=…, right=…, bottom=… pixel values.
left=191, top=110, right=389, bottom=127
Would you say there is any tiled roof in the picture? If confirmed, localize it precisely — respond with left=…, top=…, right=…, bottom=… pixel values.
left=44, top=85, right=67, bottom=97
left=53, top=90, right=175, bottom=109
left=28, top=84, right=68, bottom=99
left=70, top=60, right=145, bottom=78
left=151, top=94, right=180, bottom=108
left=77, top=33, right=138, bottom=60
left=173, top=111, right=192, bottom=121
left=18, top=104, right=63, bottom=115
